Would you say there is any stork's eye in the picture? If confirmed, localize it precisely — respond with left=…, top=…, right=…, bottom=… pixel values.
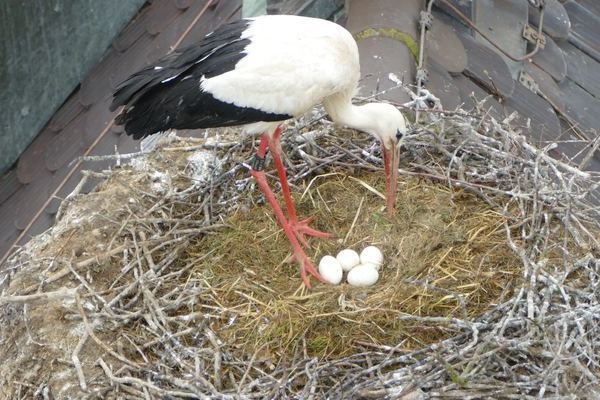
left=396, top=130, right=403, bottom=140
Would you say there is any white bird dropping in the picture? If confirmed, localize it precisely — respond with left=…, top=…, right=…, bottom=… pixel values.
left=347, top=264, right=379, bottom=287
left=318, top=255, right=343, bottom=285
left=336, top=249, right=360, bottom=272
left=360, top=246, right=384, bottom=270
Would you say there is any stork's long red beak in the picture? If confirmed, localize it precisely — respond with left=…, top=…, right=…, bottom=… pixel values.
left=382, top=145, right=400, bottom=216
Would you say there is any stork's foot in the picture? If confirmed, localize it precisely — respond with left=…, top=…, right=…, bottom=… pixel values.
left=290, top=217, right=332, bottom=247
left=291, top=248, right=326, bottom=288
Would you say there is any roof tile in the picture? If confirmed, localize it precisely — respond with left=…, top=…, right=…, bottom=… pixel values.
left=473, top=0, right=528, bottom=77
left=47, top=92, right=88, bottom=133
left=179, top=0, right=243, bottom=48
left=44, top=117, right=86, bottom=172
left=16, top=129, right=56, bottom=184
left=426, top=60, right=462, bottom=110
left=175, top=0, right=193, bottom=11
left=452, top=74, right=505, bottom=120
left=559, top=41, right=600, bottom=98
left=564, top=1, right=600, bottom=59
left=575, top=0, right=600, bottom=17
left=455, top=30, right=515, bottom=98
left=559, top=79, right=600, bottom=133
left=109, top=33, right=154, bottom=88
left=0, top=170, right=23, bottom=205
left=427, top=14, right=467, bottom=74
left=529, top=0, right=571, bottom=40
left=80, top=51, right=121, bottom=107
left=503, top=82, right=561, bottom=143
left=13, top=181, right=52, bottom=231
left=83, top=98, right=116, bottom=147
left=145, top=0, right=182, bottom=35
left=531, top=34, right=567, bottom=82
left=523, top=63, right=566, bottom=113
left=113, top=4, right=151, bottom=51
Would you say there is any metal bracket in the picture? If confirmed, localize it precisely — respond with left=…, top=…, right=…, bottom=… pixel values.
left=522, top=24, right=546, bottom=49
left=419, top=10, right=433, bottom=30
left=518, top=70, right=539, bottom=93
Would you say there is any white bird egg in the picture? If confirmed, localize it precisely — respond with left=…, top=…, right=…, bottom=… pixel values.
left=318, top=255, right=343, bottom=285
left=336, top=249, right=360, bottom=272
left=360, top=246, right=383, bottom=270
left=347, top=264, right=379, bottom=287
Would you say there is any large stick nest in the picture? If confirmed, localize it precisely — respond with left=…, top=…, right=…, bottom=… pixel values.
left=1, top=98, right=600, bottom=399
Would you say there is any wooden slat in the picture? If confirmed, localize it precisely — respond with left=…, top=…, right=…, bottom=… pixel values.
left=559, top=41, right=600, bottom=98
left=452, top=75, right=505, bottom=120
left=427, top=13, right=467, bottom=73
left=113, top=4, right=151, bottom=51
left=179, top=0, right=242, bottom=48
left=0, top=170, right=23, bottom=205
left=13, top=182, right=52, bottom=231
left=559, top=79, right=600, bottom=133
left=530, top=34, right=567, bottom=82
left=145, top=0, right=182, bottom=35
left=503, top=82, right=561, bottom=144
left=79, top=50, right=122, bottom=107
left=108, top=33, right=155, bottom=90
left=83, top=99, right=115, bottom=148
left=529, top=0, right=571, bottom=40
left=17, top=210, right=53, bottom=239
left=575, top=0, right=600, bottom=17
left=523, top=62, right=566, bottom=114
left=44, top=117, right=86, bottom=172
left=0, top=202, right=20, bottom=253
left=564, top=1, right=600, bottom=60
left=47, top=92, right=87, bottom=133
left=523, top=63, right=565, bottom=112
left=455, top=29, right=515, bottom=99
left=426, top=60, right=462, bottom=110
left=473, top=0, right=528, bottom=78
left=144, top=0, right=213, bottom=63
left=16, top=130, right=55, bottom=184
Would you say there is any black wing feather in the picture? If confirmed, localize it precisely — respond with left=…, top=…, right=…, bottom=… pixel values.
left=111, top=19, right=291, bottom=140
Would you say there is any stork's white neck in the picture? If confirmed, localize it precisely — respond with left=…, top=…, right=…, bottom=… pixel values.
left=323, top=94, right=398, bottom=149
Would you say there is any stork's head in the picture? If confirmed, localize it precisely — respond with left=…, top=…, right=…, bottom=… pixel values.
left=360, top=103, right=407, bottom=150
left=323, top=99, right=406, bottom=215
left=360, top=102, right=406, bottom=216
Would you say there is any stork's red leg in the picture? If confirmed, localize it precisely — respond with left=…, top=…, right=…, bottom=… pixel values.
left=268, top=126, right=332, bottom=246
left=382, top=144, right=399, bottom=216
left=251, top=134, right=325, bottom=287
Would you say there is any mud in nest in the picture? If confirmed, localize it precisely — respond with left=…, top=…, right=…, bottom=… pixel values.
left=189, top=173, right=520, bottom=359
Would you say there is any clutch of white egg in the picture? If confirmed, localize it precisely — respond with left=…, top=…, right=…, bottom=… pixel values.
left=318, top=246, right=383, bottom=287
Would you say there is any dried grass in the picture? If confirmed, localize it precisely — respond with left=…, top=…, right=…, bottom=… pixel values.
left=194, top=174, right=520, bottom=359
left=1, top=94, right=600, bottom=399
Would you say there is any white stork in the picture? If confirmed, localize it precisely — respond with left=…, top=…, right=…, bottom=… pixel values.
left=111, top=15, right=406, bottom=287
